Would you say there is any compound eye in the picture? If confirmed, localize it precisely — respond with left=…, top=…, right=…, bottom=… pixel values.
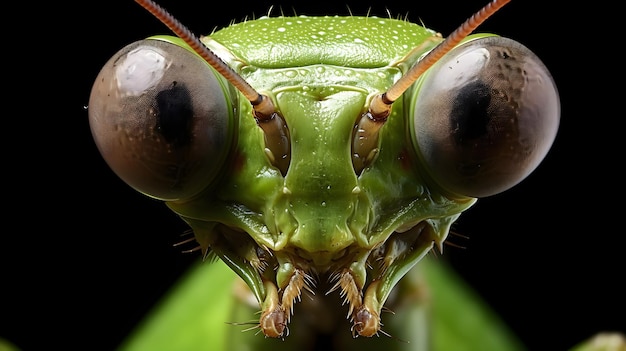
left=88, top=38, right=234, bottom=201
left=411, top=36, right=560, bottom=198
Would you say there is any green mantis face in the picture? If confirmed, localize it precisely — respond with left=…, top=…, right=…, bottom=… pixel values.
left=88, top=0, right=559, bottom=340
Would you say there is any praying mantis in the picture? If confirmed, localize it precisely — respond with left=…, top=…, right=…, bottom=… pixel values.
left=85, top=0, right=575, bottom=350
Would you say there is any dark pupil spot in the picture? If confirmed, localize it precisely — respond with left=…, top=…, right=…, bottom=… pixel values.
left=450, top=81, right=491, bottom=144
left=155, top=81, right=193, bottom=146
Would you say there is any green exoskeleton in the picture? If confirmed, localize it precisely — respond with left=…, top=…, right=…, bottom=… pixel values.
left=88, top=0, right=559, bottom=348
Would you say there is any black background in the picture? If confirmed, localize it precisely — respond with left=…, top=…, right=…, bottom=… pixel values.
left=2, top=0, right=622, bottom=350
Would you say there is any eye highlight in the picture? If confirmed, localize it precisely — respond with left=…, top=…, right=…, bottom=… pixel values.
left=410, top=36, right=560, bottom=198
left=88, top=38, right=235, bottom=201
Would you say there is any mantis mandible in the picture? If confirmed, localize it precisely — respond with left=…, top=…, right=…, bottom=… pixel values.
left=88, top=0, right=560, bottom=349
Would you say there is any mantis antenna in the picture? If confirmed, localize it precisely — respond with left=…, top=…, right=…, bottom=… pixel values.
left=368, top=0, right=511, bottom=119
left=134, top=0, right=276, bottom=120
left=135, top=0, right=292, bottom=174
left=350, top=0, right=511, bottom=172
